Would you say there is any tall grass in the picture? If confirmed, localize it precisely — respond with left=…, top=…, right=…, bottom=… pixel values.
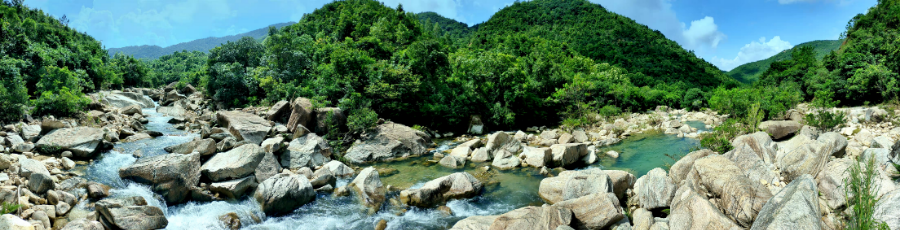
left=843, top=157, right=889, bottom=230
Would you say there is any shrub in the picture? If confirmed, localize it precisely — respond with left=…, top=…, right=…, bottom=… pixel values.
left=31, top=87, right=90, bottom=117
left=0, top=202, right=20, bottom=215
left=347, top=108, right=378, bottom=134
left=805, top=110, right=846, bottom=132
left=844, top=157, right=890, bottom=230
left=0, top=57, right=30, bottom=122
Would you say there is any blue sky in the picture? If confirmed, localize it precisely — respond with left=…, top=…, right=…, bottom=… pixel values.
left=27, top=0, right=877, bottom=71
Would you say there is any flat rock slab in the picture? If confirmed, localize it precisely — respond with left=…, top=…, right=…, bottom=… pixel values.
left=217, top=111, right=272, bottom=145
left=201, top=144, right=266, bottom=182
left=119, top=153, right=201, bottom=204
left=36, top=127, right=105, bottom=158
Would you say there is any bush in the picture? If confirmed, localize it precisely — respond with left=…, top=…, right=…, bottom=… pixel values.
left=347, top=108, right=379, bottom=134
left=0, top=57, right=30, bottom=122
left=805, top=110, right=846, bottom=132
left=844, top=157, right=890, bottom=230
left=31, top=87, right=90, bottom=117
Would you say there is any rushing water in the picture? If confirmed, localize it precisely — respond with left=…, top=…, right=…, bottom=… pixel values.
left=74, top=101, right=704, bottom=229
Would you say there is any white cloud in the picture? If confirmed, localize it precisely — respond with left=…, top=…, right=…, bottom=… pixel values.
left=712, top=36, right=794, bottom=71
left=590, top=0, right=726, bottom=51
left=683, top=17, right=726, bottom=49
left=379, top=0, right=463, bottom=23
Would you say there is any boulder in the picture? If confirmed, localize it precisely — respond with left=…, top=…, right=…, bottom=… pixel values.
left=815, top=158, right=854, bottom=209
left=724, top=144, right=778, bottom=187
left=399, top=172, right=483, bottom=207
left=572, top=130, right=589, bottom=143
left=632, top=208, right=653, bottom=230
left=209, top=176, right=258, bottom=199
left=0, top=214, right=32, bottom=230
left=350, top=167, right=385, bottom=213
left=314, top=107, right=346, bottom=134
left=27, top=173, right=54, bottom=194
left=553, top=192, right=624, bottom=230
left=118, top=153, right=201, bottom=204
left=758, top=120, right=802, bottom=140
left=87, top=182, right=111, bottom=200
left=776, top=141, right=830, bottom=182
left=604, top=170, right=636, bottom=201
left=874, top=189, right=900, bottom=230
left=255, top=151, right=282, bottom=183
left=817, top=132, right=847, bottom=158
left=35, top=127, right=105, bottom=158
left=281, top=133, right=331, bottom=169
left=101, top=92, right=154, bottom=108
left=522, top=147, right=552, bottom=168
left=217, top=111, right=272, bottom=145
left=261, top=137, right=286, bottom=154
left=440, top=155, right=466, bottom=169
left=468, top=115, right=485, bottom=135
left=669, top=185, right=741, bottom=230
left=558, top=133, right=574, bottom=144
left=491, top=150, right=521, bottom=170
left=317, top=160, right=355, bottom=178
left=631, top=168, right=676, bottom=210
left=201, top=144, right=266, bottom=182
left=18, top=158, right=50, bottom=178
left=750, top=174, right=822, bottom=230
left=686, top=155, right=773, bottom=227
left=550, top=143, right=588, bottom=167
left=39, top=120, right=67, bottom=134
left=541, top=130, right=560, bottom=140
left=61, top=219, right=103, bottom=230
left=490, top=205, right=573, bottom=230
left=485, top=131, right=523, bottom=155
left=265, top=100, right=291, bottom=122
left=470, top=147, right=492, bottom=162
left=539, top=168, right=613, bottom=204
left=731, top=132, right=776, bottom=164
left=20, top=125, right=41, bottom=142
left=253, top=172, right=316, bottom=215
left=872, top=136, right=894, bottom=150
left=450, top=215, right=497, bottom=230
left=163, top=139, right=216, bottom=156
left=286, top=97, right=314, bottom=133
left=161, top=90, right=185, bottom=106
left=119, top=105, right=142, bottom=116
left=344, top=122, right=431, bottom=164
left=96, top=196, right=168, bottom=230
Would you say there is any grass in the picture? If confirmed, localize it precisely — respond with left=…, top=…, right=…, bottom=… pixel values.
left=0, top=202, right=20, bottom=215
left=843, top=157, right=890, bottom=230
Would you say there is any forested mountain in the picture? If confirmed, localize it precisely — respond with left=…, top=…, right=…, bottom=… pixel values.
left=107, top=22, right=294, bottom=60
left=727, top=40, right=841, bottom=83
left=416, top=12, right=474, bottom=47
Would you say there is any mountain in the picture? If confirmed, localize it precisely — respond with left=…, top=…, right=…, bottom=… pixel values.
left=107, top=22, right=295, bottom=60
left=416, top=12, right=474, bottom=47
left=727, top=40, right=842, bottom=84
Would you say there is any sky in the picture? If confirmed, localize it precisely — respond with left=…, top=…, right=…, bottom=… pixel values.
left=25, top=0, right=878, bottom=71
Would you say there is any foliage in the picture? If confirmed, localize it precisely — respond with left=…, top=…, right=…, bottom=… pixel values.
left=0, top=201, right=20, bottom=215
left=0, top=56, right=29, bottom=122
left=700, top=103, right=765, bottom=153
left=145, top=50, right=207, bottom=87
left=805, top=90, right=847, bottom=132
left=844, top=156, right=890, bottom=230
left=728, top=40, right=842, bottom=83
left=347, top=107, right=378, bottom=134
left=31, top=87, right=90, bottom=117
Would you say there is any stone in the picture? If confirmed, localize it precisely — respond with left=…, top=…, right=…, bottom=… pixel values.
left=606, top=150, right=620, bottom=158
left=0, top=214, right=33, bottom=230
left=253, top=172, right=316, bottom=215
left=776, top=141, right=830, bottom=183
left=872, top=136, right=895, bottom=150
left=13, top=142, right=34, bottom=153
left=101, top=91, right=154, bottom=108
left=210, top=176, right=258, bottom=199
left=485, top=131, right=523, bottom=155
left=632, top=208, right=654, bottom=230
left=217, top=111, right=272, bottom=145
left=35, top=127, right=105, bottom=158
left=440, top=155, right=466, bottom=169
left=55, top=202, right=71, bottom=215
left=758, top=120, right=802, bottom=140
left=724, top=143, right=778, bottom=187
left=255, top=151, right=282, bottom=183
left=450, top=215, right=497, bottom=230
left=631, top=168, right=675, bottom=210
left=489, top=205, right=573, bottom=230
left=39, top=120, right=67, bottom=134
left=95, top=196, right=168, bottom=230
left=731, top=132, right=776, bottom=164
left=686, top=155, right=773, bottom=227
left=28, top=173, right=54, bottom=194
left=60, top=157, right=75, bottom=170
left=5, top=135, right=25, bottom=149
left=553, top=192, right=624, bottom=230
left=87, top=182, right=111, bottom=200
left=317, top=160, right=355, bottom=178
left=309, top=172, right=336, bottom=189
left=265, top=100, right=291, bottom=122
left=522, top=147, right=552, bottom=168
left=539, top=168, right=612, bottom=204
left=399, top=172, right=483, bottom=207
left=286, top=97, right=314, bottom=133
left=118, top=153, right=201, bottom=204
left=817, top=132, right=847, bottom=158
left=163, top=139, right=216, bottom=156
left=349, top=167, right=385, bottom=212
left=119, top=105, right=142, bottom=116
left=218, top=213, right=241, bottom=230
left=31, top=211, right=50, bottom=230
left=668, top=185, right=741, bottom=230
left=61, top=219, right=103, bottom=230
left=260, top=137, right=285, bottom=154
left=582, top=150, right=597, bottom=164
left=572, top=130, right=589, bottom=143
left=450, top=144, right=474, bottom=159
left=19, top=125, right=40, bottom=142
left=750, top=174, right=822, bottom=230
left=874, top=189, right=900, bottom=230
left=558, top=133, right=574, bottom=144
left=314, top=107, right=346, bottom=134
left=161, top=90, right=185, bottom=106
left=344, top=122, right=431, bottom=164
left=491, top=150, right=520, bottom=170
left=201, top=144, right=266, bottom=182
left=604, top=170, right=636, bottom=201
left=468, top=115, right=485, bottom=135
left=18, top=158, right=50, bottom=178
left=514, top=131, right=527, bottom=142
left=471, top=147, right=492, bottom=162
left=216, top=137, right=238, bottom=152
left=541, top=130, right=560, bottom=140
left=281, top=133, right=331, bottom=169
left=550, top=143, right=588, bottom=167
left=815, top=158, right=854, bottom=210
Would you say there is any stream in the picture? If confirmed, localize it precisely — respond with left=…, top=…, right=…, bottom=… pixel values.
left=71, top=103, right=706, bottom=229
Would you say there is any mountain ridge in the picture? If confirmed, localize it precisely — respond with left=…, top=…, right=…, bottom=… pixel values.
left=107, top=22, right=295, bottom=60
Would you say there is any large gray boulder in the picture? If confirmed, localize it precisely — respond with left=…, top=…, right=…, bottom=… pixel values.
left=253, top=172, right=316, bottom=215
left=164, top=138, right=216, bottom=156
left=491, top=149, right=521, bottom=170
left=522, top=147, right=552, bottom=168
left=35, top=127, right=105, bottom=158
left=201, top=144, right=266, bottom=182
left=281, top=133, right=331, bottom=169
left=874, top=189, right=900, bottom=230
left=255, top=151, right=282, bottom=183
left=604, top=170, right=636, bottom=202
left=265, top=100, right=291, bottom=122
left=631, top=168, right=675, bottom=210
left=669, top=185, right=741, bottom=230
left=485, top=131, right=523, bottom=155
left=686, top=155, right=773, bottom=227
left=815, top=158, right=854, bottom=210
left=759, top=120, right=802, bottom=140
left=217, top=111, right=272, bottom=145
left=286, top=97, right=314, bottom=133
left=553, top=192, right=624, bottom=230
left=96, top=196, right=168, bottom=230
left=101, top=92, right=154, bottom=108
left=119, top=153, right=201, bottom=204
left=19, top=124, right=41, bottom=142
left=731, top=132, right=776, bottom=164
left=539, top=168, right=613, bottom=204
left=450, top=215, right=498, bottom=230
left=776, top=141, right=830, bottom=183
left=349, top=167, right=385, bottom=213
left=490, top=205, right=573, bottom=230
left=724, top=143, right=778, bottom=187
left=550, top=143, right=588, bottom=167
left=818, top=132, right=847, bottom=158
left=399, top=172, right=483, bottom=207
left=750, top=174, right=822, bottom=230
left=343, top=122, right=431, bottom=164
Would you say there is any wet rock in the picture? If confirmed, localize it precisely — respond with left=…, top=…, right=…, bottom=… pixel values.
left=265, top=100, right=291, bottom=122
left=668, top=184, right=741, bottom=230
left=164, top=139, right=216, bottom=156
left=631, top=168, right=675, bottom=210
left=87, top=182, right=111, bottom=200
left=550, top=143, right=588, bottom=167
left=210, top=176, right=258, bottom=199
left=217, top=111, right=272, bottom=145
left=758, top=120, right=802, bottom=140
left=399, top=172, right=483, bottom=207
left=539, top=168, right=612, bottom=204
left=201, top=144, right=266, bottom=182
left=450, top=215, right=497, bottom=230
left=491, top=150, right=521, bottom=170
left=490, top=205, right=573, bottom=230
left=0, top=214, right=33, bottom=230
left=686, top=155, right=773, bottom=227
left=28, top=173, right=54, bottom=194
left=522, top=147, right=552, bottom=168
left=485, top=131, right=523, bottom=155
left=218, top=212, right=242, bottom=230
left=281, top=133, right=331, bottom=169
left=35, top=127, right=104, bottom=158
left=874, top=189, right=900, bottom=229
left=349, top=167, right=385, bottom=213
left=118, top=152, right=201, bottom=204
left=61, top=219, right=103, bottom=230
left=96, top=196, right=168, bottom=230
left=344, top=122, right=431, bottom=164
left=553, top=192, right=624, bottom=230
left=253, top=172, right=316, bottom=215
left=316, top=160, right=354, bottom=178
left=440, top=155, right=466, bottom=169
left=750, top=174, right=822, bottom=230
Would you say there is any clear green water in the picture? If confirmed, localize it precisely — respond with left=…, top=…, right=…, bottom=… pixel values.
left=596, top=131, right=700, bottom=177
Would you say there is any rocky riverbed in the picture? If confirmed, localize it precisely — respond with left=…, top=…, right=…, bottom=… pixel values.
left=1, top=86, right=896, bottom=230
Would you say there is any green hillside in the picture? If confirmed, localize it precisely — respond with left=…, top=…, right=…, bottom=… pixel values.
left=416, top=12, right=474, bottom=48
left=107, top=22, right=294, bottom=60
left=727, top=40, right=841, bottom=83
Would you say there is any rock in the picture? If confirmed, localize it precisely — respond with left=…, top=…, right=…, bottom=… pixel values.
left=95, top=196, right=168, bottom=230
left=553, top=192, right=624, bottom=230
left=490, top=205, right=573, bottom=230
left=874, top=189, right=900, bottom=230
left=349, top=167, right=385, bottom=212
left=450, top=215, right=497, bottom=230
left=218, top=213, right=242, bottom=230
left=440, top=155, right=466, bottom=169
left=731, top=132, right=776, bottom=164
left=550, top=143, right=588, bottom=167
left=572, top=131, right=589, bottom=143
left=872, top=136, right=895, bottom=150
left=815, top=158, right=853, bottom=210
left=669, top=185, right=741, bottom=230
left=101, top=92, right=154, bottom=108
left=522, top=147, right=552, bottom=168
left=210, top=176, right=258, bottom=199
left=314, top=107, right=346, bottom=134
left=281, top=133, right=331, bottom=169
left=470, top=147, right=492, bottom=162
left=163, top=139, right=216, bottom=156
left=686, top=155, right=773, bottom=227
left=35, top=127, right=104, bottom=158
left=55, top=202, right=71, bottom=215
left=817, top=132, right=847, bottom=158
left=758, top=120, right=802, bottom=140
left=750, top=175, right=823, bottom=230
left=12, top=142, right=33, bottom=153
left=5, top=135, right=24, bottom=148
left=31, top=211, right=50, bottom=229
left=0, top=214, right=33, bottom=230
left=317, top=160, right=355, bottom=178
left=286, top=97, right=314, bottom=134
left=217, top=111, right=272, bottom=145
left=582, top=150, right=597, bottom=164
left=61, top=219, right=103, bottom=230
left=309, top=172, right=336, bottom=189
left=541, top=130, right=560, bottom=140
left=631, top=168, right=675, bottom=210
left=201, top=144, right=266, bottom=182
left=39, top=120, right=67, bottom=134
left=450, top=141, right=476, bottom=159
left=255, top=151, right=282, bottom=183
left=119, top=105, right=142, bottom=116
left=605, top=150, right=619, bottom=158
left=118, top=153, right=201, bottom=204
left=604, top=170, right=636, bottom=201
left=776, top=141, right=830, bottom=183
left=539, top=168, right=612, bottom=204
left=468, top=115, right=485, bottom=135
left=558, top=133, right=574, bottom=144
left=399, top=172, right=483, bottom=207
left=60, top=157, right=75, bottom=170
left=632, top=208, right=654, bottom=230
left=491, top=150, right=521, bottom=170
left=260, top=137, right=285, bottom=154
left=19, top=158, right=50, bottom=178
left=253, top=172, right=316, bottom=215
left=19, top=125, right=41, bottom=142
left=485, top=131, right=523, bottom=155
left=162, top=90, right=185, bottom=106
left=87, top=182, right=111, bottom=200
left=514, top=131, right=527, bottom=142
left=649, top=222, right=668, bottom=230
left=265, top=100, right=291, bottom=122
left=344, top=122, right=431, bottom=164
left=375, top=219, right=388, bottom=230
left=216, top=137, right=238, bottom=152
left=28, top=173, right=54, bottom=194
left=724, top=143, right=778, bottom=188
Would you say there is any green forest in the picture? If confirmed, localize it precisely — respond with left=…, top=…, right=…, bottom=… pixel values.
left=2, top=0, right=899, bottom=136
left=727, top=40, right=842, bottom=84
